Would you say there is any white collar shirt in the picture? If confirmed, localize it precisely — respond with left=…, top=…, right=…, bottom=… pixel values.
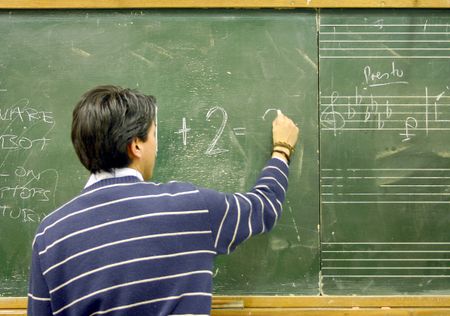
left=84, top=168, right=144, bottom=188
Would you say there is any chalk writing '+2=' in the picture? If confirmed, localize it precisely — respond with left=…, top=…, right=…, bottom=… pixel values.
left=174, top=107, right=279, bottom=154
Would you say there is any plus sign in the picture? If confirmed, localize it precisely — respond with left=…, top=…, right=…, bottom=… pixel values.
left=175, top=117, right=191, bottom=146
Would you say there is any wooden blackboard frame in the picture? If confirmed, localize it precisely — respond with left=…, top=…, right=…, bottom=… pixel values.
left=1, top=296, right=450, bottom=315
left=0, top=3, right=449, bottom=315
left=0, top=0, right=448, bottom=9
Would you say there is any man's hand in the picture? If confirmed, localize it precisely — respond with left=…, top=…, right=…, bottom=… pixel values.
left=271, top=110, right=299, bottom=163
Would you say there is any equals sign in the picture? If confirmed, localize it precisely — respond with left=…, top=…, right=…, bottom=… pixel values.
left=233, top=128, right=246, bottom=136
left=0, top=173, right=9, bottom=177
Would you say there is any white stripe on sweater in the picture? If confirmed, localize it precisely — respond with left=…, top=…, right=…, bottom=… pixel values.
left=50, top=250, right=216, bottom=294
left=54, top=270, right=213, bottom=315
left=276, top=199, right=282, bottom=208
left=262, top=165, right=288, bottom=182
left=33, top=181, right=152, bottom=247
left=235, top=193, right=253, bottom=241
left=43, top=230, right=212, bottom=275
left=34, top=189, right=199, bottom=249
left=247, top=192, right=266, bottom=233
left=259, top=177, right=286, bottom=195
left=39, top=209, right=208, bottom=256
left=27, top=293, right=51, bottom=301
left=89, top=292, right=212, bottom=316
left=255, top=189, right=279, bottom=223
left=253, top=184, right=270, bottom=191
left=226, top=195, right=241, bottom=254
left=213, top=197, right=230, bottom=249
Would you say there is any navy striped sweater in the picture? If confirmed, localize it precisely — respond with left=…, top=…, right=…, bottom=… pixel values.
left=28, top=158, right=289, bottom=315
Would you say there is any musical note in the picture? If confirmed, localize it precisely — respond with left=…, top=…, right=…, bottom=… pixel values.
left=400, top=117, right=418, bottom=142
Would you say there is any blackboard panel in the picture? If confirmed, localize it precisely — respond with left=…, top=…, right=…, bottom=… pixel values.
left=2, top=8, right=448, bottom=299
left=0, top=10, right=319, bottom=296
left=319, top=9, right=450, bottom=295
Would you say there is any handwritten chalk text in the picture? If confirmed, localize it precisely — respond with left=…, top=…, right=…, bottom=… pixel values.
left=0, top=135, right=50, bottom=150
left=0, top=205, right=46, bottom=223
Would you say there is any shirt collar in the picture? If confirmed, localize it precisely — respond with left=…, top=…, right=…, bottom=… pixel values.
left=85, top=167, right=144, bottom=188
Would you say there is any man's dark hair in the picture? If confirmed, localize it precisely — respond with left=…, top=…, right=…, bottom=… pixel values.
left=71, top=85, right=156, bottom=173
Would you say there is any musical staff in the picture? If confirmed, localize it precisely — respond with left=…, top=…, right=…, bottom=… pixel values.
left=319, top=22, right=450, bottom=59
left=320, top=87, right=450, bottom=141
left=319, top=11, right=450, bottom=294
left=321, top=168, right=450, bottom=204
left=321, top=242, right=450, bottom=279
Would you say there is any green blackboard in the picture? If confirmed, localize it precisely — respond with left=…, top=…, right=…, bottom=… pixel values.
left=319, top=9, right=450, bottom=294
left=0, top=8, right=449, bottom=298
left=0, top=9, right=319, bottom=296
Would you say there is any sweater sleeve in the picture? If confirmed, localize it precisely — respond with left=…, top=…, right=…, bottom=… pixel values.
left=199, top=158, right=289, bottom=255
left=28, top=242, right=52, bottom=316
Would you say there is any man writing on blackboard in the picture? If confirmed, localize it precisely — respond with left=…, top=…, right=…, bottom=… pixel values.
left=28, top=85, right=299, bottom=316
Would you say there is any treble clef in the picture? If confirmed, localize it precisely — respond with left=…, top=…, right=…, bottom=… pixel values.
left=320, top=91, right=345, bottom=136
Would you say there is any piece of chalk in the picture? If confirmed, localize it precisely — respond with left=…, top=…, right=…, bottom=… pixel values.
left=277, top=110, right=282, bottom=115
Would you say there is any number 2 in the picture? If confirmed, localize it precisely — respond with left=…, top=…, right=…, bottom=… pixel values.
left=205, top=106, right=229, bottom=156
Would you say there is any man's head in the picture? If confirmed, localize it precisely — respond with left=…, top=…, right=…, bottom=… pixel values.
left=71, top=85, right=157, bottom=180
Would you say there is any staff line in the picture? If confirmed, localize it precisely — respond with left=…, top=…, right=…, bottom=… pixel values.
left=323, top=259, right=450, bottom=261
left=320, top=31, right=450, bottom=35
left=347, top=176, right=450, bottom=179
left=321, top=128, right=450, bottom=131
left=321, top=168, right=450, bottom=171
left=322, top=275, right=450, bottom=278
left=320, top=96, right=450, bottom=99
left=320, top=40, right=450, bottom=43
left=322, top=242, right=450, bottom=245
left=320, top=112, right=443, bottom=114
left=380, top=185, right=450, bottom=187
left=321, top=112, right=443, bottom=115
left=323, top=201, right=450, bottom=204
left=322, top=193, right=450, bottom=196
left=322, top=267, right=450, bottom=270
left=320, top=24, right=450, bottom=27
left=322, top=250, right=450, bottom=253
left=320, top=56, right=450, bottom=59
left=320, top=104, right=450, bottom=106
left=320, top=48, right=450, bottom=51
left=321, top=120, right=442, bottom=123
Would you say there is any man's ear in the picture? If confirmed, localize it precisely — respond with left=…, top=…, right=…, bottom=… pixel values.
left=127, top=138, right=142, bottom=159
